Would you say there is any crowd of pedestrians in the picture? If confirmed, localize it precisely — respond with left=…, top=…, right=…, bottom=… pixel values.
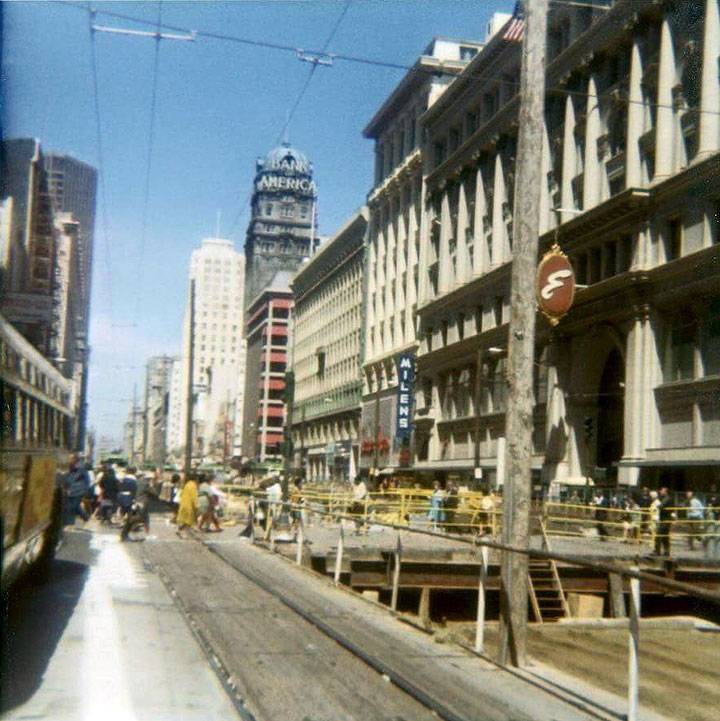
left=588, top=486, right=719, bottom=556
left=62, top=457, right=157, bottom=539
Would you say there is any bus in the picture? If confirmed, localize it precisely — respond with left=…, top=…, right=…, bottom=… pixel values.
left=1, top=312, right=75, bottom=591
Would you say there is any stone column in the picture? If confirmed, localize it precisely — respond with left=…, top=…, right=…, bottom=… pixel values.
left=395, top=191, right=407, bottom=345
left=438, top=190, right=452, bottom=293
left=583, top=75, right=602, bottom=210
left=626, top=38, right=644, bottom=187
left=491, top=152, right=506, bottom=265
left=384, top=200, right=395, bottom=347
left=473, top=165, right=488, bottom=275
left=417, top=180, right=430, bottom=306
left=698, top=0, right=720, bottom=157
left=561, top=95, right=577, bottom=221
left=543, top=337, right=571, bottom=483
left=456, top=179, right=471, bottom=285
left=654, top=17, right=676, bottom=180
left=406, top=181, right=419, bottom=340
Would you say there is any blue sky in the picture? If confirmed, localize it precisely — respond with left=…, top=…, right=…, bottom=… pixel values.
left=2, top=0, right=510, bottom=446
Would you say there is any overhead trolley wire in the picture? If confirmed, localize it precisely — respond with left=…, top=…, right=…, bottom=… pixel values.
left=63, top=0, right=720, bottom=120
left=226, top=0, right=351, bottom=240
left=132, top=1, right=164, bottom=325
left=88, top=6, right=116, bottom=323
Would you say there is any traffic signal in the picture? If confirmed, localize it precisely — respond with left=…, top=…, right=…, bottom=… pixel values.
left=583, top=417, right=594, bottom=440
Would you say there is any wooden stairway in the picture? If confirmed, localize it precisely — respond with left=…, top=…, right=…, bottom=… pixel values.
left=528, top=521, right=570, bottom=623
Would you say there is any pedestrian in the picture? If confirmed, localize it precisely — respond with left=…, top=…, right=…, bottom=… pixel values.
left=621, top=498, right=641, bottom=543
left=117, top=467, right=138, bottom=518
left=654, top=486, right=673, bottom=557
left=638, top=486, right=652, bottom=535
left=686, top=491, right=705, bottom=550
left=197, top=477, right=222, bottom=533
left=349, top=475, right=369, bottom=533
left=169, top=473, right=181, bottom=521
left=594, top=492, right=610, bottom=541
left=98, top=464, right=119, bottom=523
left=427, top=480, right=446, bottom=531
left=63, top=454, right=91, bottom=525
left=121, top=473, right=155, bottom=541
left=176, top=476, right=199, bottom=536
left=444, top=480, right=459, bottom=533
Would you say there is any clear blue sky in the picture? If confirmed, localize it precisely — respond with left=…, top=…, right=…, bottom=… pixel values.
left=2, top=0, right=511, bottom=447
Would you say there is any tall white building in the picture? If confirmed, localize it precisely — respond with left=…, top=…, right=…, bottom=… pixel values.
left=171, top=237, right=246, bottom=463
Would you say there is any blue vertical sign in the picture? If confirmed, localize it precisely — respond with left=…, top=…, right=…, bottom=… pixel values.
left=395, top=353, right=415, bottom=440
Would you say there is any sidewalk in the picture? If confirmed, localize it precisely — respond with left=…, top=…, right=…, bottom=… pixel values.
left=3, top=522, right=239, bottom=721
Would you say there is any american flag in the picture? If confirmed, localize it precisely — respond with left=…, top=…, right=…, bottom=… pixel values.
left=502, top=2, right=525, bottom=42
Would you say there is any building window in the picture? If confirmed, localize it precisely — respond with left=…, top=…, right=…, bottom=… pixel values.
left=434, top=141, right=446, bottom=167
left=475, top=305, right=483, bottom=334
left=449, top=128, right=460, bottom=153
left=664, top=315, right=695, bottom=382
left=441, top=320, right=449, bottom=346
left=457, top=312, right=465, bottom=341
left=666, top=218, right=682, bottom=261
left=701, top=299, right=720, bottom=376
left=265, top=204, right=273, bottom=216
left=460, top=45, right=478, bottom=61
left=493, top=296, right=503, bottom=326
left=465, top=111, right=478, bottom=138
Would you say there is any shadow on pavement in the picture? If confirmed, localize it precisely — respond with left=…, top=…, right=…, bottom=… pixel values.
left=1, top=530, right=94, bottom=712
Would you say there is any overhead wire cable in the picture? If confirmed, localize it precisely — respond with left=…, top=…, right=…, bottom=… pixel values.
left=226, top=0, right=351, bottom=240
left=132, top=0, right=164, bottom=325
left=88, top=5, right=116, bottom=323
left=62, top=0, right=720, bottom=119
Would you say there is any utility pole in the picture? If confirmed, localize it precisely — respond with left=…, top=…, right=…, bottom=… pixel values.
left=130, top=383, right=137, bottom=466
left=184, top=279, right=196, bottom=480
left=498, top=0, right=548, bottom=669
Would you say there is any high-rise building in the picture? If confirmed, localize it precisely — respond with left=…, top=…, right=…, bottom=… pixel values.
left=242, top=273, right=292, bottom=463
left=165, top=357, right=185, bottom=463
left=244, top=142, right=318, bottom=308
left=178, top=238, right=246, bottom=463
left=45, top=153, right=98, bottom=451
left=0, top=138, right=59, bottom=356
left=142, top=355, right=176, bottom=467
left=360, top=39, right=481, bottom=473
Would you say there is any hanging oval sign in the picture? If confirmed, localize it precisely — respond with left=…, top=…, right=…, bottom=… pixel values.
left=536, top=245, right=575, bottom=325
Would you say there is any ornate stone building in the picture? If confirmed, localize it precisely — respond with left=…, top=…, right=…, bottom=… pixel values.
left=414, top=0, right=720, bottom=491
left=244, top=143, right=317, bottom=309
left=290, top=209, right=368, bottom=481
left=361, top=37, right=483, bottom=473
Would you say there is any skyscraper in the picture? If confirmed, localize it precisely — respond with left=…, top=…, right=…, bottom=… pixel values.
left=176, top=237, right=246, bottom=462
left=45, top=152, right=98, bottom=452
left=244, top=142, right=317, bottom=308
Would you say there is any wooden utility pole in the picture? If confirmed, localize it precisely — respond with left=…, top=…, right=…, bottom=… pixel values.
left=498, top=0, right=548, bottom=669
left=184, top=279, right=196, bottom=480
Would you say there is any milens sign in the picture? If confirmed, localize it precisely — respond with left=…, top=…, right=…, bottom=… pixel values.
left=256, top=174, right=317, bottom=195
left=395, top=354, right=415, bottom=440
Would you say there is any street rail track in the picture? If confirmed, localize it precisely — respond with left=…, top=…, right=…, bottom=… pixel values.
left=143, top=529, right=629, bottom=721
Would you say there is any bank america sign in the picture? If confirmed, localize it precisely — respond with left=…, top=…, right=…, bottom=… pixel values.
left=395, top=353, right=414, bottom=439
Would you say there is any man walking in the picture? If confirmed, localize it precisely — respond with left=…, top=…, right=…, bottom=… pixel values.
left=64, top=455, right=90, bottom=525
left=654, top=487, right=673, bottom=557
left=686, top=491, right=705, bottom=550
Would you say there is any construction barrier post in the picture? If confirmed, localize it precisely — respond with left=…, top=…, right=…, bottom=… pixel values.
left=628, top=566, right=640, bottom=721
left=295, top=517, right=304, bottom=566
left=475, top=544, right=489, bottom=653
left=391, top=533, right=402, bottom=612
left=334, top=524, right=344, bottom=586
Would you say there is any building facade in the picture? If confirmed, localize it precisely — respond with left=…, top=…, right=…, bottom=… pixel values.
left=142, top=354, right=176, bottom=467
left=0, top=139, right=59, bottom=357
left=413, top=0, right=720, bottom=491
left=45, top=152, right=98, bottom=452
left=361, top=38, right=482, bottom=473
left=242, top=274, right=292, bottom=463
left=290, top=209, right=368, bottom=482
left=244, top=143, right=318, bottom=308
left=176, top=237, right=246, bottom=464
